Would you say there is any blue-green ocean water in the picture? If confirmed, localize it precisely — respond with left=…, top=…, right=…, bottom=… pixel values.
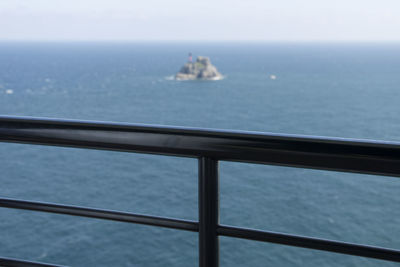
left=0, top=42, right=400, bottom=266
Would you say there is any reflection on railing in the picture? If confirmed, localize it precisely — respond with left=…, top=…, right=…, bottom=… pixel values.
left=1, top=115, right=400, bottom=267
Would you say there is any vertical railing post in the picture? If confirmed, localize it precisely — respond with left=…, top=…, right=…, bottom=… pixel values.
left=199, top=157, right=219, bottom=267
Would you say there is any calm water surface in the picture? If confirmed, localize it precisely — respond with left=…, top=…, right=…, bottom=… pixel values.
left=0, top=42, right=400, bottom=266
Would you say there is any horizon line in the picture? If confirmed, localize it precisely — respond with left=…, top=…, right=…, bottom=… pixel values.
left=1, top=39, right=400, bottom=43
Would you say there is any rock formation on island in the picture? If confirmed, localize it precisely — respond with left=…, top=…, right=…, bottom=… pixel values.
left=175, top=56, right=223, bottom=80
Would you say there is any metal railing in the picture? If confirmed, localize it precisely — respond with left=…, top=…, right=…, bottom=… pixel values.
left=0, top=115, right=400, bottom=266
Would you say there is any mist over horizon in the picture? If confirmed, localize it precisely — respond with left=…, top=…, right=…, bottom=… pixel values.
left=1, top=0, right=400, bottom=42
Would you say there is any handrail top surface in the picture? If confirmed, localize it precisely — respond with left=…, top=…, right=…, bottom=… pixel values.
left=0, top=115, right=399, bottom=148
left=2, top=115, right=400, bottom=177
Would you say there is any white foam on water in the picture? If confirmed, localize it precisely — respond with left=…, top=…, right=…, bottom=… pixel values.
left=5, top=89, right=13, bottom=94
left=170, top=75, right=225, bottom=81
left=210, top=75, right=225, bottom=81
left=164, top=75, right=175, bottom=80
left=38, top=250, right=48, bottom=259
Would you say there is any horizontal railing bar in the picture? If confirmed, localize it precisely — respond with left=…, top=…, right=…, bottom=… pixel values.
left=218, top=225, right=400, bottom=262
left=0, top=257, right=66, bottom=267
left=1, top=116, right=400, bottom=177
left=0, top=198, right=198, bottom=232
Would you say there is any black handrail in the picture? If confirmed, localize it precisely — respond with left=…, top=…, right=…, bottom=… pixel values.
left=0, top=198, right=198, bottom=232
left=1, top=115, right=400, bottom=177
left=0, top=257, right=66, bottom=267
left=0, top=115, right=400, bottom=266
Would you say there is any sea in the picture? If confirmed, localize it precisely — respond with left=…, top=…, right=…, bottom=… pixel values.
left=0, top=42, right=400, bottom=267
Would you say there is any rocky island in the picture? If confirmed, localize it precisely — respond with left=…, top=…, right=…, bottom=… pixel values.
left=175, top=54, right=223, bottom=80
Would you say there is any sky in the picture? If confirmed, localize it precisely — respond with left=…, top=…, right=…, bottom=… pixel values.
left=1, top=0, right=400, bottom=41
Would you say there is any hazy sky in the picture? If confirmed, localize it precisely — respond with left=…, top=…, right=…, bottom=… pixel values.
left=1, top=0, right=400, bottom=41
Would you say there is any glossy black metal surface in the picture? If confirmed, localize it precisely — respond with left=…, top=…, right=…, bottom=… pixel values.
left=0, top=198, right=198, bottom=232
left=1, top=116, right=400, bottom=177
left=0, top=257, right=66, bottom=267
left=1, top=115, right=400, bottom=265
left=199, top=158, right=219, bottom=267
left=217, top=225, right=400, bottom=262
